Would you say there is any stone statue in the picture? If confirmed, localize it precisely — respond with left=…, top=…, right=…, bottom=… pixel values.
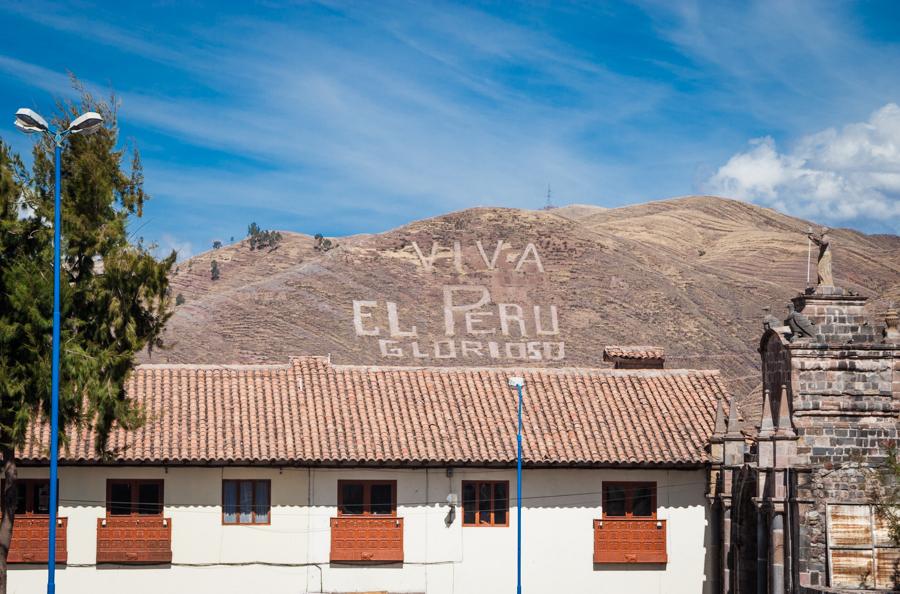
left=786, top=302, right=816, bottom=340
left=807, top=227, right=833, bottom=287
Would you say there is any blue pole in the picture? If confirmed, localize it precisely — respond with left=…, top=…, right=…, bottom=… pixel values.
left=516, top=383, right=523, bottom=594
left=47, top=136, right=62, bottom=594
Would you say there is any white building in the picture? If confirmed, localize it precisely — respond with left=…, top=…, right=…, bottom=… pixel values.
left=10, top=353, right=724, bottom=594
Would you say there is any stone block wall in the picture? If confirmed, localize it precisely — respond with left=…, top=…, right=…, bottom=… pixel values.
left=759, top=291, right=899, bottom=591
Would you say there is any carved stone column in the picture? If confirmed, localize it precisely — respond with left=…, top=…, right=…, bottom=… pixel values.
left=757, top=503, right=767, bottom=594
left=722, top=496, right=733, bottom=594
left=769, top=505, right=786, bottom=594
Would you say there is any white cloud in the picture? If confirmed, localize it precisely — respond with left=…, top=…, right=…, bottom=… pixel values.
left=154, top=233, right=193, bottom=262
left=704, top=104, right=900, bottom=232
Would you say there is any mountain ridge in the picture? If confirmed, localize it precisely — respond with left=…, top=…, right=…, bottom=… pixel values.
left=147, top=195, right=900, bottom=403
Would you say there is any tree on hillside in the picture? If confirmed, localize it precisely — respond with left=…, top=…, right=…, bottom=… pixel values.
left=0, top=85, right=174, bottom=592
left=247, top=221, right=282, bottom=251
left=314, top=233, right=338, bottom=252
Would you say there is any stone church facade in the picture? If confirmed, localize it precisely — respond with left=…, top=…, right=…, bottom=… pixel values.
left=711, top=285, right=900, bottom=592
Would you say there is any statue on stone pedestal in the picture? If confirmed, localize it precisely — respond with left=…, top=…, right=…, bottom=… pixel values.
left=807, top=227, right=833, bottom=287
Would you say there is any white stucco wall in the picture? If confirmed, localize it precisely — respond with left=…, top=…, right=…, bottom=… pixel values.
left=9, top=466, right=713, bottom=594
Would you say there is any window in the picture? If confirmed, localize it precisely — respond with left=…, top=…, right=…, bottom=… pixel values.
left=337, top=480, right=396, bottom=516
left=462, top=481, right=509, bottom=527
left=223, top=480, right=271, bottom=525
left=106, top=480, right=163, bottom=516
left=595, top=481, right=666, bottom=564
left=6, top=480, right=53, bottom=516
left=602, top=482, right=656, bottom=518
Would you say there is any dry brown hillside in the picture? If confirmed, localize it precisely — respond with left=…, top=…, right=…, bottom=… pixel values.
left=146, top=196, right=900, bottom=403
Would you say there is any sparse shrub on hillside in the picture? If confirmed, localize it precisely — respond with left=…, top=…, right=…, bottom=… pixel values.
left=210, top=260, right=220, bottom=281
left=212, top=240, right=222, bottom=250
left=871, top=444, right=900, bottom=545
left=698, top=249, right=706, bottom=257
left=175, top=293, right=185, bottom=306
left=247, top=222, right=282, bottom=250
left=314, top=233, right=338, bottom=252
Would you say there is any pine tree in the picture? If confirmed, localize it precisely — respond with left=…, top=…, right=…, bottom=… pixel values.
left=0, top=85, right=174, bottom=592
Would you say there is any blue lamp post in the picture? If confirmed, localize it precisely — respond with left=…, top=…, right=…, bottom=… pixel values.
left=508, top=376, right=525, bottom=594
left=14, top=107, right=104, bottom=594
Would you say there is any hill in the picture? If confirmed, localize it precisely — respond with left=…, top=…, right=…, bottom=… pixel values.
left=147, top=196, right=900, bottom=402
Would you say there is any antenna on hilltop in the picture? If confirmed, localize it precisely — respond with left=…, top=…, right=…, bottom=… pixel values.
left=543, top=184, right=556, bottom=210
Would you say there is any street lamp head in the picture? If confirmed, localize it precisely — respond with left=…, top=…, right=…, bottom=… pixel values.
left=508, top=376, right=525, bottom=389
left=14, top=108, right=49, bottom=133
left=68, top=111, right=103, bottom=135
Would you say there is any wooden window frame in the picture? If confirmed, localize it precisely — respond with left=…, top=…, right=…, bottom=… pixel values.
left=221, top=479, right=272, bottom=526
left=2, top=479, right=55, bottom=517
left=602, top=481, right=658, bottom=519
left=105, top=479, right=164, bottom=518
left=337, top=480, right=397, bottom=517
left=462, top=480, right=510, bottom=527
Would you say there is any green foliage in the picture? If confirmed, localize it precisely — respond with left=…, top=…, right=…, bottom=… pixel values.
left=175, top=293, right=185, bottom=306
left=247, top=222, right=281, bottom=251
left=314, top=233, right=338, bottom=252
left=212, top=240, right=222, bottom=250
left=872, top=444, right=900, bottom=545
left=0, top=83, right=175, bottom=460
left=210, top=260, right=220, bottom=280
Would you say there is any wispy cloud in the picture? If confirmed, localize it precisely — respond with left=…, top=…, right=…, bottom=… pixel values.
left=0, top=0, right=897, bottom=243
left=642, top=0, right=900, bottom=131
left=154, top=233, right=193, bottom=262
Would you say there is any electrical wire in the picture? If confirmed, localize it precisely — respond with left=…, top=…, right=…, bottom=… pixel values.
left=48, top=476, right=710, bottom=514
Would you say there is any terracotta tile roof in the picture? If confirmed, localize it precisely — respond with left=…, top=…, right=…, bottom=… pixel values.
left=20, top=357, right=726, bottom=467
left=603, top=346, right=666, bottom=361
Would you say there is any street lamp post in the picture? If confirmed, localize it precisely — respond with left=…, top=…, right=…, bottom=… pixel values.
left=508, top=376, right=525, bottom=594
left=14, top=107, right=103, bottom=594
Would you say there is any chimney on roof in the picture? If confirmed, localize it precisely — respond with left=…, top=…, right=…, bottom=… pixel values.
left=602, top=346, right=665, bottom=369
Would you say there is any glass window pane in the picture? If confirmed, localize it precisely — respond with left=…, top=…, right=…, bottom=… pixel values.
left=239, top=481, right=253, bottom=523
left=632, top=486, right=653, bottom=517
left=254, top=481, right=270, bottom=524
left=34, top=482, right=50, bottom=515
left=478, top=482, right=492, bottom=525
left=110, top=482, right=132, bottom=515
left=370, top=484, right=393, bottom=515
left=15, top=483, right=27, bottom=515
left=137, top=482, right=162, bottom=515
left=223, top=481, right=238, bottom=524
left=462, top=483, right=476, bottom=525
left=604, top=485, right=626, bottom=517
left=493, top=482, right=508, bottom=525
left=340, top=483, right=364, bottom=515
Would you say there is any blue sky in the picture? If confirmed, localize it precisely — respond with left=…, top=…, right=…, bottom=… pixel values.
left=1, top=1, right=898, bottom=258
